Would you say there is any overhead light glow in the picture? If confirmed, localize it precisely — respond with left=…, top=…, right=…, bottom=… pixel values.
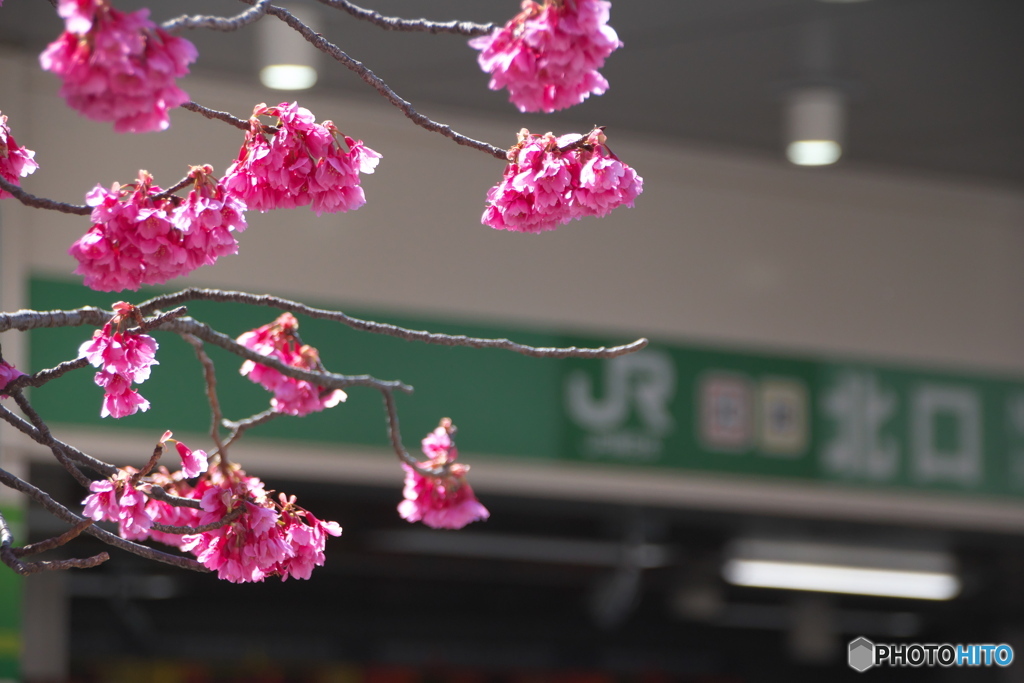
left=785, top=86, right=845, bottom=166
left=258, top=3, right=320, bottom=91
left=259, top=64, right=318, bottom=90
left=787, top=140, right=842, bottom=166
left=723, top=559, right=960, bottom=601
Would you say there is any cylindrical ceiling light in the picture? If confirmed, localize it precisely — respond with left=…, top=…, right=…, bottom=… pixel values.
left=259, top=2, right=320, bottom=90
left=785, top=86, right=845, bottom=166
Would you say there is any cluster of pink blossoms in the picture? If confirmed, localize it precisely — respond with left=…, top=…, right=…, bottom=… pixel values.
left=69, top=167, right=247, bottom=292
left=0, top=112, right=39, bottom=198
left=399, top=418, right=490, bottom=530
left=82, top=434, right=342, bottom=583
left=39, top=0, right=197, bottom=133
left=78, top=302, right=158, bottom=418
left=0, top=360, right=26, bottom=399
left=470, top=0, right=621, bottom=113
left=238, top=312, right=346, bottom=417
left=223, top=102, right=382, bottom=216
left=482, top=127, right=643, bottom=233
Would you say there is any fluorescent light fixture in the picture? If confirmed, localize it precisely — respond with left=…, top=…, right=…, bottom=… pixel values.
left=723, top=539, right=961, bottom=601
left=723, top=560, right=960, bottom=601
left=258, top=2, right=320, bottom=91
left=785, top=87, right=845, bottom=166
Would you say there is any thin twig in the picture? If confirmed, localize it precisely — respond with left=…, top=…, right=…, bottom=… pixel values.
left=243, top=2, right=508, bottom=160
left=380, top=388, right=441, bottom=475
left=316, top=0, right=495, bottom=36
left=222, top=409, right=278, bottom=450
left=0, top=466, right=207, bottom=572
left=151, top=175, right=193, bottom=201
left=9, top=391, right=93, bottom=488
left=148, top=486, right=204, bottom=511
left=0, top=175, right=91, bottom=216
left=157, top=316, right=414, bottom=394
left=151, top=507, right=244, bottom=535
left=4, top=357, right=90, bottom=392
left=13, top=519, right=95, bottom=558
left=180, top=101, right=250, bottom=132
left=137, top=288, right=649, bottom=359
left=0, top=404, right=118, bottom=477
left=162, top=0, right=271, bottom=33
left=128, top=305, right=189, bottom=334
left=1, top=509, right=108, bottom=576
left=181, top=333, right=226, bottom=455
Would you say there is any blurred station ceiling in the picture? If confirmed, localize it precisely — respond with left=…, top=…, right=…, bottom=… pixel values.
left=1, top=0, right=1022, bottom=189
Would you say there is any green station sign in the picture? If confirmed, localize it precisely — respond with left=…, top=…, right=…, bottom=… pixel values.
left=26, top=277, right=1024, bottom=500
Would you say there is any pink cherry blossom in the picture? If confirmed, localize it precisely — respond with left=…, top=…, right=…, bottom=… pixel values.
left=174, top=441, right=208, bottom=478
left=398, top=418, right=490, bottom=530
left=482, top=127, right=642, bottom=233
left=81, top=470, right=153, bottom=539
left=69, top=168, right=247, bottom=291
left=470, top=0, right=622, bottom=113
left=173, top=464, right=341, bottom=583
left=39, top=0, right=197, bottom=133
left=223, top=102, right=381, bottom=216
left=0, top=360, right=26, bottom=399
left=238, top=312, right=346, bottom=416
left=0, top=113, right=39, bottom=198
left=79, top=303, right=157, bottom=418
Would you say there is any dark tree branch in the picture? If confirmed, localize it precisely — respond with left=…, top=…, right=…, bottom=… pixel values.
left=138, top=288, right=649, bottom=359
left=9, top=390, right=92, bottom=488
left=241, top=2, right=508, bottom=159
left=0, top=467, right=207, bottom=572
left=0, top=404, right=118, bottom=477
left=12, top=519, right=97, bottom=559
left=315, top=0, right=495, bottom=36
left=181, top=333, right=227, bottom=455
left=162, top=0, right=272, bottom=33
left=0, top=175, right=91, bottom=215
left=180, top=101, right=251, bottom=132
left=222, top=408, right=279, bottom=450
left=151, top=507, right=244, bottom=535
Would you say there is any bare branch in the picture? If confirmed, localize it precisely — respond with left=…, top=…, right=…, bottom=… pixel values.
left=316, top=0, right=495, bottom=36
left=181, top=333, right=227, bottom=454
left=156, top=316, right=414, bottom=394
left=180, top=101, right=251, bottom=132
left=137, top=288, right=650, bottom=359
left=0, top=466, right=207, bottom=572
left=13, top=518, right=96, bottom=558
left=0, top=404, right=118, bottom=477
left=9, top=390, right=92, bottom=488
left=162, top=0, right=271, bottom=33
left=0, top=306, right=109, bottom=333
left=148, top=486, right=204, bottom=511
left=4, top=357, right=90, bottom=392
left=222, top=408, right=279, bottom=450
left=242, top=2, right=508, bottom=160
left=151, top=507, right=244, bottom=535
left=0, top=175, right=91, bottom=216
left=380, top=388, right=443, bottom=475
